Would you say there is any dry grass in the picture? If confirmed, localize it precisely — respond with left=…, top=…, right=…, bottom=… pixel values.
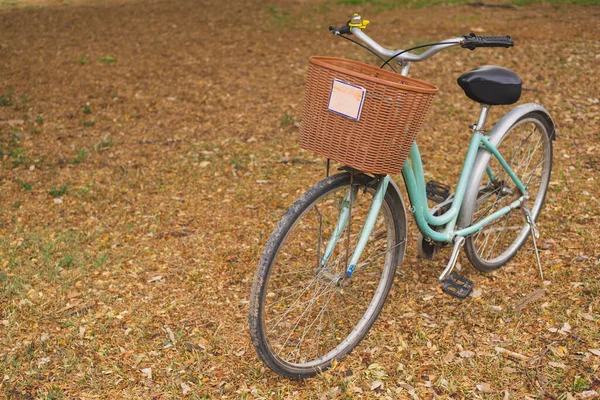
left=0, top=0, right=599, bottom=398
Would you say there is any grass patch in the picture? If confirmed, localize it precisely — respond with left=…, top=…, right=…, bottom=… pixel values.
left=76, top=184, right=93, bottom=195
left=16, top=179, right=33, bottom=191
left=69, top=149, right=88, bottom=165
left=336, top=0, right=467, bottom=9
left=9, top=147, right=30, bottom=167
left=512, top=0, right=600, bottom=4
left=0, top=87, right=14, bottom=107
left=263, top=6, right=289, bottom=26
left=336, top=0, right=599, bottom=7
left=48, top=183, right=69, bottom=198
left=99, top=55, right=116, bottom=64
left=94, top=135, right=114, bottom=152
left=280, top=111, right=296, bottom=127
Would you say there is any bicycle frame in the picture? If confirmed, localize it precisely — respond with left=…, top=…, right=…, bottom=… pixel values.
left=402, top=132, right=527, bottom=244
left=330, top=110, right=529, bottom=278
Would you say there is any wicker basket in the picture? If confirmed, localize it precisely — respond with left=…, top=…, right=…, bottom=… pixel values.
left=299, top=56, right=438, bottom=174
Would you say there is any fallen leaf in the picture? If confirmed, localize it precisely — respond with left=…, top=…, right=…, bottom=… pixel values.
left=37, top=357, right=51, bottom=366
left=199, top=161, right=210, bottom=168
left=495, top=347, right=529, bottom=361
left=367, top=363, right=383, bottom=370
left=514, top=288, right=545, bottom=312
left=165, top=326, right=176, bottom=344
left=476, top=382, right=493, bottom=393
left=443, top=350, right=455, bottom=363
left=581, top=313, right=595, bottom=321
left=141, top=368, right=152, bottom=380
left=370, top=380, right=384, bottom=391
left=549, top=345, right=568, bottom=358
left=459, top=350, right=475, bottom=358
left=575, top=391, right=599, bottom=399
left=548, top=361, right=568, bottom=369
left=589, top=349, right=600, bottom=357
left=181, top=382, right=192, bottom=395
left=489, top=305, right=503, bottom=313
left=549, top=322, right=572, bottom=335
left=147, top=276, right=164, bottom=283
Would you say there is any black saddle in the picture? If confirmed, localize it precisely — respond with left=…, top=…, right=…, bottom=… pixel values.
left=457, top=65, right=522, bottom=106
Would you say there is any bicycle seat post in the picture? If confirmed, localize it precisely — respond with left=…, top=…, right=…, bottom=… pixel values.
left=473, top=105, right=491, bottom=133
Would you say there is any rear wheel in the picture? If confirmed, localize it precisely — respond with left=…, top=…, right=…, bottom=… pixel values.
left=461, top=112, right=553, bottom=271
left=249, top=173, right=405, bottom=378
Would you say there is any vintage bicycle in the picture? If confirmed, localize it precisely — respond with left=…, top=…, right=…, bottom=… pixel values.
left=248, top=14, right=555, bottom=379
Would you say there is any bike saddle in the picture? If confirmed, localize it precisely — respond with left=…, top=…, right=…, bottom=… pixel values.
left=457, top=65, right=522, bottom=106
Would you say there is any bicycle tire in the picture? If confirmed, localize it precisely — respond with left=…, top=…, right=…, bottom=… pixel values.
left=249, top=172, right=405, bottom=379
left=459, top=112, right=553, bottom=271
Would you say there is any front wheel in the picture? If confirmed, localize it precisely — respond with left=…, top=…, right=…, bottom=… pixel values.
left=249, top=173, right=405, bottom=379
left=460, top=112, right=553, bottom=272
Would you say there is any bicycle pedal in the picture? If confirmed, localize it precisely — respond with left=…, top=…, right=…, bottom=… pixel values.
left=441, top=272, right=474, bottom=300
left=426, top=180, right=451, bottom=203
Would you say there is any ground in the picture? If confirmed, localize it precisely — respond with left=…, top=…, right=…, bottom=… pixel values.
left=0, top=0, right=599, bottom=398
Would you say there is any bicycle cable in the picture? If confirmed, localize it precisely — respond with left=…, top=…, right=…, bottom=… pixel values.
left=336, top=34, right=398, bottom=73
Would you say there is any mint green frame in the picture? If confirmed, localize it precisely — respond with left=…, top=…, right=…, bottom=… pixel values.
left=339, top=131, right=528, bottom=277
left=402, top=132, right=527, bottom=243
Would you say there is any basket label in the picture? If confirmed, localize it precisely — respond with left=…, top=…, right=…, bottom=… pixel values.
left=327, top=79, right=366, bottom=121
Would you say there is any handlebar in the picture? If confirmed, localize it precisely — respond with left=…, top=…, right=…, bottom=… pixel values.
left=332, top=15, right=514, bottom=73
left=351, top=27, right=463, bottom=64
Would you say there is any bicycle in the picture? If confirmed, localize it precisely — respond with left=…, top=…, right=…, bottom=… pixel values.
left=248, top=14, right=555, bottom=379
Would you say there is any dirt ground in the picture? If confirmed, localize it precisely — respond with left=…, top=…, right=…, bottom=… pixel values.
left=0, top=0, right=599, bottom=398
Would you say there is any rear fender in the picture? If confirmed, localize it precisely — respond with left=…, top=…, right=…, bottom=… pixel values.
left=457, top=103, right=555, bottom=229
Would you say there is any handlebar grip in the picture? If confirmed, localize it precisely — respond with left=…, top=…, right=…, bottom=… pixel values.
left=329, top=25, right=351, bottom=35
left=461, top=33, right=514, bottom=50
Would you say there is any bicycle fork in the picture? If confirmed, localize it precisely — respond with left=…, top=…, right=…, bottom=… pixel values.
left=319, top=175, right=390, bottom=279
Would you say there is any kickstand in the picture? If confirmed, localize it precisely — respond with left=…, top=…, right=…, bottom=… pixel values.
left=523, top=206, right=544, bottom=281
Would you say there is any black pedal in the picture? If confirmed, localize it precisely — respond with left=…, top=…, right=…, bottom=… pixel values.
left=426, top=180, right=451, bottom=203
left=441, top=272, right=474, bottom=300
